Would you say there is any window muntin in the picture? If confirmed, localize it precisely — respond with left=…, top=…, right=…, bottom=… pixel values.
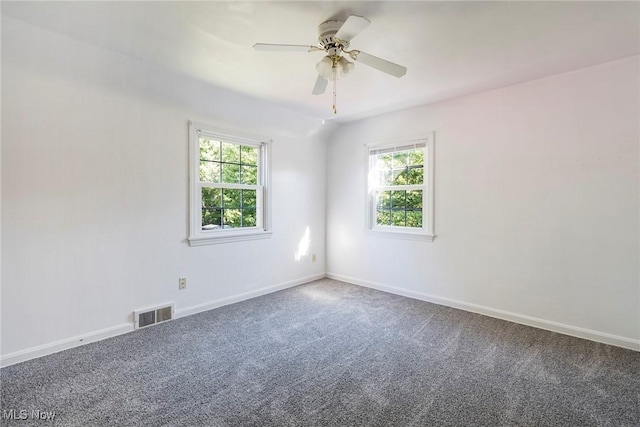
left=189, top=122, right=271, bottom=246
left=367, top=136, right=435, bottom=240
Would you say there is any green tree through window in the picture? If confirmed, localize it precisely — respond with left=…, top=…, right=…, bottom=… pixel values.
left=367, top=136, right=435, bottom=240
left=200, top=139, right=260, bottom=230
left=372, top=147, right=424, bottom=228
left=188, top=122, right=271, bottom=246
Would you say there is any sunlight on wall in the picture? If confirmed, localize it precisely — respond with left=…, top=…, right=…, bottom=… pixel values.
left=294, top=226, right=310, bottom=261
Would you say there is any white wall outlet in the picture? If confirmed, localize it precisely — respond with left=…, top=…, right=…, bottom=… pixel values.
left=178, top=277, right=187, bottom=290
left=312, top=254, right=317, bottom=262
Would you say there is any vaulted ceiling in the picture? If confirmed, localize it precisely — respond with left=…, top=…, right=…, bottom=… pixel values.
left=3, top=1, right=639, bottom=122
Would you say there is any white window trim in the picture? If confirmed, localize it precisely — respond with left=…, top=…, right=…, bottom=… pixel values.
left=365, top=133, right=436, bottom=242
left=188, top=121, right=272, bottom=246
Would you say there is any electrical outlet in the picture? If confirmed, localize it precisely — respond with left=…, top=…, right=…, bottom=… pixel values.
left=178, top=277, right=187, bottom=290
left=312, top=254, right=317, bottom=262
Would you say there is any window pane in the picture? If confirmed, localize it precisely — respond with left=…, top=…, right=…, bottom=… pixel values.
left=242, top=189, right=256, bottom=208
left=241, top=145, right=258, bottom=166
left=374, top=148, right=424, bottom=188
left=241, top=165, right=258, bottom=185
left=221, top=142, right=240, bottom=163
left=376, top=210, right=391, bottom=226
left=406, top=166, right=423, bottom=185
left=391, top=191, right=406, bottom=209
left=200, top=138, right=220, bottom=161
left=243, top=208, right=257, bottom=227
left=377, top=191, right=391, bottom=208
left=222, top=163, right=240, bottom=183
left=408, top=149, right=423, bottom=166
left=223, top=209, right=242, bottom=228
left=200, top=161, right=220, bottom=183
left=406, top=211, right=423, bottom=228
left=223, top=188, right=241, bottom=208
left=374, top=189, right=423, bottom=229
left=393, top=151, right=408, bottom=168
left=202, top=208, right=222, bottom=229
left=377, top=153, right=392, bottom=170
left=379, top=169, right=393, bottom=186
left=201, top=188, right=259, bottom=230
left=393, top=168, right=409, bottom=185
left=202, top=187, right=222, bottom=230
left=406, top=190, right=422, bottom=209
left=391, top=211, right=406, bottom=226
left=201, top=188, right=222, bottom=208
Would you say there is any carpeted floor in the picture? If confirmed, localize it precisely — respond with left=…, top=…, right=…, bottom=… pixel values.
left=1, top=278, right=639, bottom=426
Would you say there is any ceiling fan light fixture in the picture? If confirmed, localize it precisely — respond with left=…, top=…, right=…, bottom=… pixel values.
left=316, top=56, right=334, bottom=80
left=338, top=56, right=354, bottom=76
left=316, top=55, right=354, bottom=81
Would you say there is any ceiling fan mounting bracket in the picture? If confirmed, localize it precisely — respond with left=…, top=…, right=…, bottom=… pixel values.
left=317, top=20, right=350, bottom=51
left=326, top=46, right=341, bottom=57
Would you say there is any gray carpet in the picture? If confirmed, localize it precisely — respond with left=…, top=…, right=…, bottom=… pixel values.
left=1, top=279, right=639, bottom=426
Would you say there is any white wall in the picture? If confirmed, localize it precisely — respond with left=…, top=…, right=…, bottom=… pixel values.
left=1, top=17, right=330, bottom=363
left=327, top=56, right=640, bottom=348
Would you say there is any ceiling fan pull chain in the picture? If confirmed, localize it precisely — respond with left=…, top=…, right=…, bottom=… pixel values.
left=332, top=64, right=337, bottom=114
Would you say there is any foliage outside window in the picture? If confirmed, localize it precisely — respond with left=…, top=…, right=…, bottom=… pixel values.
left=367, top=135, right=435, bottom=241
left=188, top=122, right=271, bottom=246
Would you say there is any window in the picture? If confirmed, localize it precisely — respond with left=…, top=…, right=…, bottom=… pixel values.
left=188, top=122, right=271, bottom=246
left=367, top=134, right=435, bottom=241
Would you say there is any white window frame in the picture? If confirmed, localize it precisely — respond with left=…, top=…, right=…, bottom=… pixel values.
left=366, top=134, right=435, bottom=241
left=188, top=121, right=272, bottom=246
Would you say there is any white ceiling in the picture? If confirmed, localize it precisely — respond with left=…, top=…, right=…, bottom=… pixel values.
left=3, top=1, right=639, bottom=122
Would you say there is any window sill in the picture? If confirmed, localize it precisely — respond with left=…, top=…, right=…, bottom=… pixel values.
left=188, top=230, right=273, bottom=246
left=368, top=229, right=436, bottom=242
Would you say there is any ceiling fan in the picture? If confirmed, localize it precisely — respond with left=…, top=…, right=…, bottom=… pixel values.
left=254, top=15, right=407, bottom=114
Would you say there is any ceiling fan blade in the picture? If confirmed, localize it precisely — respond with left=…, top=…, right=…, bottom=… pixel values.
left=312, top=75, right=328, bottom=95
left=334, top=15, right=370, bottom=42
left=352, top=51, right=407, bottom=78
left=253, top=43, right=319, bottom=52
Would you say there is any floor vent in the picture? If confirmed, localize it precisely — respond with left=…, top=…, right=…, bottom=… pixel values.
left=134, top=303, right=174, bottom=329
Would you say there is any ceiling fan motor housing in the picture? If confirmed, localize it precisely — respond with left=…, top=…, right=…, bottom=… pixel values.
left=317, top=20, right=349, bottom=51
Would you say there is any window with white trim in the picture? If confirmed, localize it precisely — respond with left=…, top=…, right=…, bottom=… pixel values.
left=367, top=135, right=435, bottom=241
left=188, top=122, right=271, bottom=246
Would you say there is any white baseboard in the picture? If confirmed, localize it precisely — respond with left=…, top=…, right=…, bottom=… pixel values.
left=1, top=273, right=326, bottom=368
left=175, top=273, right=326, bottom=319
left=1, top=323, right=133, bottom=367
left=326, top=272, right=640, bottom=352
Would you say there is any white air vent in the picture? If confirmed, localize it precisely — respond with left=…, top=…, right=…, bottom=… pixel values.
left=134, top=303, right=174, bottom=329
